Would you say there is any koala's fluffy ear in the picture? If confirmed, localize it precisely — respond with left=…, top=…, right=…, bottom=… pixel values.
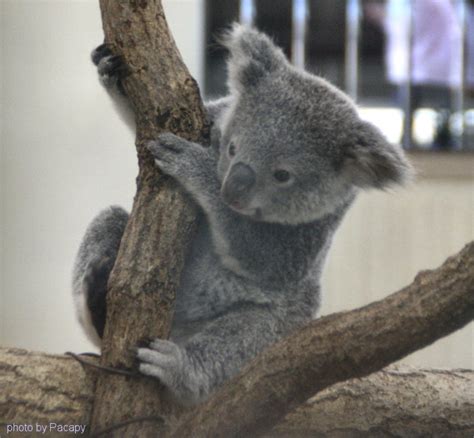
left=343, top=121, right=414, bottom=189
left=221, top=23, right=287, bottom=92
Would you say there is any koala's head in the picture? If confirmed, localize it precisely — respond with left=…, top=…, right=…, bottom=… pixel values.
left=215, top=24, right=413, bottom=225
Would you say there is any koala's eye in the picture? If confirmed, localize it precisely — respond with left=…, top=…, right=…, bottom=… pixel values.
left=273, top=169, right=291, bottom=183
left=228, top=142, right=237, bottom=157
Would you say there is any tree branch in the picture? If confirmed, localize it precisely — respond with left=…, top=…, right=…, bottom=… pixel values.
left=91, top=0, right=208, bottom=434
left=0, top=348, right=96, bottom=425
left=272, top=367, right=474, bottom=437
left=169, top=241, right=474, bottom=438
left=1, top=348, right=473, bottom=436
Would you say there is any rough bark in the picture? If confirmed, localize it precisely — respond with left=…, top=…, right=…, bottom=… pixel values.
left=274, top=367, right=474, bottom=438
left=91, top=0, right=208, bottom=435
left=1, top=348, right=473, bottom=437
left=0, top=349, right=96, bottom=427
left=170, top=241, right=474, bottom=438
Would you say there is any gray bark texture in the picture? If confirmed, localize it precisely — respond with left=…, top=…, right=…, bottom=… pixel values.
left=1, top=348, right=473, bottom=437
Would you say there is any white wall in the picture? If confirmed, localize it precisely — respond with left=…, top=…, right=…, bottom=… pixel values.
left=0, top=1, right=472, bottom=369
left=0, top=0, right=203, bottom=354
left=321, top=178, right=474, bottom=369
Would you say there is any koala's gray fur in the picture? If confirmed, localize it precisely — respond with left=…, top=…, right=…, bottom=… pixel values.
left=73, top=24, right=412, bottom=405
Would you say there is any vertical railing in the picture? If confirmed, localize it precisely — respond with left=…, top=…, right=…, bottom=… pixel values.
left=292, top=0, right=309, bottom=69
left=345, top=0, right=361, bottom=101
left=453, top=0, right=467, bottom=150
left=239, top=0, right=256, bottom=26
left=345, top=0, right=414, bottom=147
left=401, top=0, right=414, bottom=149
left=237, top=0, right=468, bottom=150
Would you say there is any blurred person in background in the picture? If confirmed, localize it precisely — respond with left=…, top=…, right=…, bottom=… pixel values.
left=367, top=0, right=463, bottom=149
left=468, top=1, right=474, bottom=93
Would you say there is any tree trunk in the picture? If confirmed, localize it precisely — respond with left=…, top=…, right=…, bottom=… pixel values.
left=90, top=1, right=208, bottom=436
left=1, top=348, right=473, bottom=437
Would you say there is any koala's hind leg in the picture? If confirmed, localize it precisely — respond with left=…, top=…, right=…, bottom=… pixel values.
left=72, top=206, right=129, bottom=346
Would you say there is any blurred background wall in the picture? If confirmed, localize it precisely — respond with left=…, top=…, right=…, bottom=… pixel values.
left=1, top=0, right=472, bottom=369
left=0, top=0, right=203, bottom=354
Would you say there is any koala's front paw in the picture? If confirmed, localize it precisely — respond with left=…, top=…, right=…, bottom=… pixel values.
left=147, top=133, right=194, bottom=178
left=138, top=339, right=184, bottom=389
left=138, top=339, right=207, bottom=404
left=147, top=133, right=219, bottom=205
left=91, top=44, right=128, bottom=93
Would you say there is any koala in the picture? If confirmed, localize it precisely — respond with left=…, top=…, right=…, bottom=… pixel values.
left=73, top=24, right=412, bottom=405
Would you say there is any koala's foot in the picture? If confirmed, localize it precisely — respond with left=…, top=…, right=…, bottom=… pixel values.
left=138, top=339, right=210, bottom=405
left=91, top=43, right=128, bottom=94
left=73, top=206, right=129, bottom=346
left=83, top=255, right=114, bottom=339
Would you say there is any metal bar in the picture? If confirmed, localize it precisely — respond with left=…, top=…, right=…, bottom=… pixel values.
left=292, top=0, right=309, bottom=69
left=452, top=0, right=466, bottom=150
left=345, top=0, right=361, bottom=101
left=401, top=0, right=413, bottom=149
left=239, top=0, right=256, bottom=26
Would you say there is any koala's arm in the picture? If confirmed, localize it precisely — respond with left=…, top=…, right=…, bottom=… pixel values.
left=92, top=44, right=233, bottom=133
left=138, top=303, right=285, bottom=404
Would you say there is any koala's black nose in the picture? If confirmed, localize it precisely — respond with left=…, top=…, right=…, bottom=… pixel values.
left=222, top=162, right=256, bottom=207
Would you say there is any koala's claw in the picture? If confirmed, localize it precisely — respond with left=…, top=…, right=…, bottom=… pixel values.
left=97, top=55, right=126, bottom=77
left=137, top=339, right=184, bottom=388
left=91, top=44, right=128, bottom=92
left=147, top=133, right=191, bottom=156
left=98, top=55, right=127, bottom=89
left=91, top=43, right=111, bottom=66
left=146, top=134, right=190, bottom=176
left=158, top=133, right=186, bottom=152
